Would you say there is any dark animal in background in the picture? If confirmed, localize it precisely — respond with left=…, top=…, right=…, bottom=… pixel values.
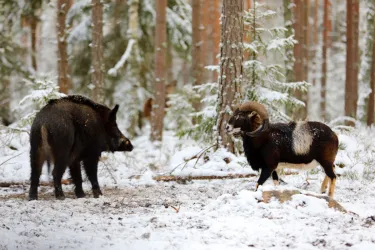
left=29, top=95, right=133, bottom=200
left=226, top=102, right=339, bottom=198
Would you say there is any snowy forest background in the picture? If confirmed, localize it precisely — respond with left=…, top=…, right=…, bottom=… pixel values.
left=2, top=0, right=375, bottom=249
left=1, top=0, right=375, bottom=182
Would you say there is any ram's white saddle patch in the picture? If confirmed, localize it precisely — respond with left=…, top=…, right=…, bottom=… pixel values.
left=277, top=160, right=320, bottom=170
left=292, top=122, right=313, bottom=155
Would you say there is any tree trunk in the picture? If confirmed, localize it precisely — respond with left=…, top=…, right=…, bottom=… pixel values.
left=312, top=0, right=318, bottom=86
left=151, top=0, right=167, bottom=141
left=244, top=0, right=251, bottom=61
left=345, top=0, right=359, bottom=122
left=283, top=0, right=295, bottom=82
left=91, top=0, right=105, bottom=103
left=303, top=0, right=310, bottom=82
left=367, top=6, right=375, bottom=125
left=30, top=17, right=38, bottom=71
left=216, top=0, right=244, bottom=153
left=212, top=0, right=221, bottom=81
left=57, top=0, right=73, bottom=94
left=293, top=0, right=308, bottom=119
left=321, top=0, right=329, bottom=120
left=192, top=0, right=204, bottom=87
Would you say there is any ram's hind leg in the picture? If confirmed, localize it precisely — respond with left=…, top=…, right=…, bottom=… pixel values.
left=320, top=175, right=329, bottom=194
left=320, top=162, right=336, bottom=198
left=272, top=171, right=279, bottom=186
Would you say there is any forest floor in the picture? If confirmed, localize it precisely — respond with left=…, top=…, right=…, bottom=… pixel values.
left=1, top=175, right=375, bottom=250
left=1, top=127, right=375, bottom=249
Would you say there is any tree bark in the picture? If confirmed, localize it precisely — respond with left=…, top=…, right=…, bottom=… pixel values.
left=321, top=0, right=329, bottom=120
left=57, top=0, right=73, bottom=94
left=216, top=0, right=244, bottom=153
left=312, top=0, right=318, bottom=86
left=367, top=16, right=375, bottom=125
left=212, top=0, right=221, bottom=81
left=151, top=0, right=167, bottom=141
left=283, top=0, right=295, bottom=82
left=91, top=0, right=105, bottom=103
left=293, top=0, right=308, bottom=119
left=30, top=17, right=38, bottom=71
left=192, top=0, right=204, bottom=87
left=345, top=0, right=359, bottom=122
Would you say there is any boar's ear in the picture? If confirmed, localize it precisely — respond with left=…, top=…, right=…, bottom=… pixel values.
left=109, top=104, right=119, bottom=121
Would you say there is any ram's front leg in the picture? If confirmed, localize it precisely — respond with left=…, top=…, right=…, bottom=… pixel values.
left=255, top=168, right=274, bottom=191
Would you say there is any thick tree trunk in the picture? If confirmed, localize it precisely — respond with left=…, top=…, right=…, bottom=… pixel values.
left=321, top=0, right=329, bottom=120
left=151, top=0, right=167, bottom=141
left=57, top=0, right=72, bottom=94
left=367, top=20, right=375, bottom=125
left=91, top=0, right=105, bottom=103
left=216, top=0, right=244, bottom=153
left=345, top=0, right=359, bottom=122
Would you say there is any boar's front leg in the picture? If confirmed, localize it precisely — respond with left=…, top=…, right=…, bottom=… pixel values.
left=83, top=156, right=102, bottom=198
left=69, top=161, right=85, bottom=198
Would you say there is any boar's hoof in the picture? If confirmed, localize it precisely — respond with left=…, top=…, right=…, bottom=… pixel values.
left=28, top=195, right=38, bottom=201
left=75, top=191, right=86, bottom=199
left=93, top=189, right=103, bottom=198
left=55, top=190, right=65, bottom=200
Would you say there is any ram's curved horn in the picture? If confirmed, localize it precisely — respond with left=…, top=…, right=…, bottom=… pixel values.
left=239, top=102, right=269, bottom=137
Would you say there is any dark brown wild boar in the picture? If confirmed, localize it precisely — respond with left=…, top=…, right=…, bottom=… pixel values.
left=29, top=95, right=133, bottom=200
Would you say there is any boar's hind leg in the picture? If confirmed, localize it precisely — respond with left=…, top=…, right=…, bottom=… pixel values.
left=69, top=161, right=85, bottom=198
left=52, top=158, right=68, bottom=200
left=29, top=148, right=44, bottom=201
left=83, top=156, right=102, bottom=198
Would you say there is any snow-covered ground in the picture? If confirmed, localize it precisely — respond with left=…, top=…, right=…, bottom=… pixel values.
left=1, top=126, right=375, bottom=249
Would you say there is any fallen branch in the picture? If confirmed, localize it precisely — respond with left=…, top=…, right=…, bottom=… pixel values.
left=0, top=179, right=72, bottom=188
left=153, top=173, right=257, bottom=182
left=0, top=151, right=25, bottom=166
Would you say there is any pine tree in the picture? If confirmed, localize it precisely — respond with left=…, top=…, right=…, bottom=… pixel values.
left=321, top=0, right=330, bottom=120
left=57, top=0, right=73, bottom=94
left=216, top=0, right=244, bottom=153
left=91, top=0, right=105, bottom=103
left=345, top=0, right=360, bottom=122
left=244, top=3, right=309, bottom=122
left=151, top=0, right=167, bottom=141
left=363, top=0, right=375, bottom=125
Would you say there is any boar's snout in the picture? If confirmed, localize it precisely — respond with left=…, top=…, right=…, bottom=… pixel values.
left=118, top=137, right=133, bottom=152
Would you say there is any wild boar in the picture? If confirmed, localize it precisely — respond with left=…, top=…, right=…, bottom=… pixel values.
left=28, top=95, right=133, bottom=200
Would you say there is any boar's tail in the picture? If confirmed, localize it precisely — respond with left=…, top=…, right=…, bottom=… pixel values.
left=41, top=126, right=53, bottom=175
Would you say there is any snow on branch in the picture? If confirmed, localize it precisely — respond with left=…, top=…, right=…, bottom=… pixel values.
left=108, top=39, right=136, bottom=77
